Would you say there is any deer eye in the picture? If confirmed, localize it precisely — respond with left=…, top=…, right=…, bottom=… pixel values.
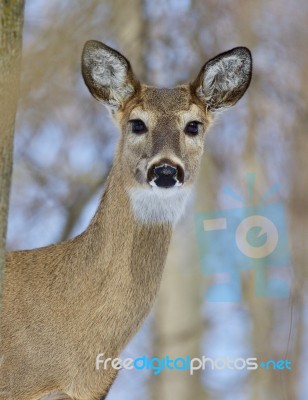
left=129, top=119, right=148, bottom=134
left=184, top=121, right=202, bottom=135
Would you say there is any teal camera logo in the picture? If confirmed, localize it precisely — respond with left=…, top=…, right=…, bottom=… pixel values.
left=195, top=174, right=291, bottom=302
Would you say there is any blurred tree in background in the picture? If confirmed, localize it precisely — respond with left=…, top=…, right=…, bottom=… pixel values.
left=5, top=0, right=308, bottom=399
left=0, top=0, right=24, bottom=308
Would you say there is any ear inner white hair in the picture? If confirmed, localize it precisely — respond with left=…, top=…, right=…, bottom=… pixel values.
left=195, top=47, right=252, bottom=111
left=82, top=40, right=137, bottom=109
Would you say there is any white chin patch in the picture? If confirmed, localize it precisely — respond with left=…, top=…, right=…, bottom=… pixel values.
left=128, top=185, right=192, bottom=225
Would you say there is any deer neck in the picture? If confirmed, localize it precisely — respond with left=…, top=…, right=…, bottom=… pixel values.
left=78, top=161, right=173, bottom=324
left=70, top=159, right=193, bottom=357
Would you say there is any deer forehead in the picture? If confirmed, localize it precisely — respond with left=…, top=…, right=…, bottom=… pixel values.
left=127, top=86, right=206, bottom=127
left=141, top=86, right=191, bottom=111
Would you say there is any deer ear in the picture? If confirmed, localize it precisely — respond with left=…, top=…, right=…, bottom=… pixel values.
left=82, top=40, right=139, bottom=110
left=191, top=47, right=252, bottom=111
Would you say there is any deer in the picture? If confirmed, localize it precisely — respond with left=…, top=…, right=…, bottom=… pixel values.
left=0, top=40, right=252, bottom=400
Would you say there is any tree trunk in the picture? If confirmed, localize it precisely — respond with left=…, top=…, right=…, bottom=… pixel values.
left=150, top=216, right=206, bottom=400
left=110, top=0, right=147, bottom=82
left=0, top=0, right=25, bottom=306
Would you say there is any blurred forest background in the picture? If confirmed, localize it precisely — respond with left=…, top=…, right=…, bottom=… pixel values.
left=6, top=0, right=308, bottom=399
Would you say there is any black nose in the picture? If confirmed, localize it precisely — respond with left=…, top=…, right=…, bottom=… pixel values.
left=153, top=164, right=178, bottom=188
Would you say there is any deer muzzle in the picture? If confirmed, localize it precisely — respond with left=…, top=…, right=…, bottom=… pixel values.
left=147, top=161, right=184, bottom=188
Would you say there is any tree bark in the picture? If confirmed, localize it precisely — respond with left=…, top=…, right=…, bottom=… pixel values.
left=0, top=0, right=25, bottom=306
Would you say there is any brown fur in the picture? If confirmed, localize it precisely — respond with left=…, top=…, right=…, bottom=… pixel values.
left=0, top=41, right=252, bottom=400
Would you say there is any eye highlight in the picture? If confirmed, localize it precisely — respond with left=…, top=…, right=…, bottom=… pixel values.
left=184, top=121, right=202, bottom=136
left=129, top=119, right=148, bottom=134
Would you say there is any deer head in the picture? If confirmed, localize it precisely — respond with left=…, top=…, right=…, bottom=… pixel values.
left=82, top=41, right=252, bottom=223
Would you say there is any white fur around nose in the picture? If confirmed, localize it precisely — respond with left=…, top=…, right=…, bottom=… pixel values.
left=149, top=178, right=182, bottom=187
left=128, top=186, right=192, bottom=225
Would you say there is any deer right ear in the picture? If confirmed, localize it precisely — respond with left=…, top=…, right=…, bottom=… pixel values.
left=191, top=47, right=252, bottom=112
left=82, top=40, right=139, bottom=110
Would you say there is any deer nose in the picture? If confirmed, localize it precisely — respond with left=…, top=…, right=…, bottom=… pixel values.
left=148, top=163, right=181, bottom=188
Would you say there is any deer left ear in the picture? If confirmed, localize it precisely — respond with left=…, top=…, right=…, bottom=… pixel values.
left=191, top=47, right=252, bottom=111
left=82, top=40, right=140, bottom=110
